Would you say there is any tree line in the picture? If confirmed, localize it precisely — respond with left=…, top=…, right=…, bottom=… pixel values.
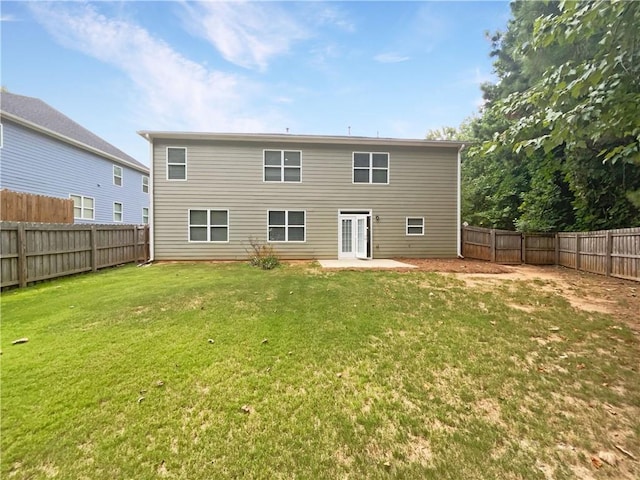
left=431, top=1, right=639, bottom=232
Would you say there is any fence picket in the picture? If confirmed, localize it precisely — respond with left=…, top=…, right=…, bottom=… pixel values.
left=0, top=222, right=150, bottom=288
left=462, top=225, right=639, bottom=282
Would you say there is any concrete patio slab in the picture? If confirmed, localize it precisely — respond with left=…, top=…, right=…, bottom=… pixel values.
left=318, top=259, right=417, bottom=269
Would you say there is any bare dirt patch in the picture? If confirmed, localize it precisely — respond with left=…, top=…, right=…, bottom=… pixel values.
left=386, top=259, right=638, bottom=331
left=398, top=258, right=512, bottom=274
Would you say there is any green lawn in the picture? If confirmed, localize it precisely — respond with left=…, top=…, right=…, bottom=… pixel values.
left=1, top=263, right=638, bottom=479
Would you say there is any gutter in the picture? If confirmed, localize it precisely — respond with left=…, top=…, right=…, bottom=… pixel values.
left=136, top=130, right=465, bottom=149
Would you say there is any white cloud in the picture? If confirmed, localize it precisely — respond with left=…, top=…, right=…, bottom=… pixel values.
left=181, top=1, right=309, bottom=71
left=28, top=2, right=278, bottom=132
left=373, top=52, right=410, bottom=64
left=312, top=4, right=356, bottom=33
left=1, top=14, right=19, bottom=22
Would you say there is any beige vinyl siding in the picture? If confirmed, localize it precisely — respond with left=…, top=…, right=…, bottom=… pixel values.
left=152, top=139, right=458, bottom=260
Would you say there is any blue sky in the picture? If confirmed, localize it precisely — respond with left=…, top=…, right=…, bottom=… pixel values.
left=2, top=1, right=511, bottom=165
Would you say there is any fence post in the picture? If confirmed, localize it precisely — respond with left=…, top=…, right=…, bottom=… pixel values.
left=145, top=225, right=150, bottom=261
left=605, top=230, right=613, bottom=277
left=490, top=229, right=496, bottom=263
left=17, top=223, right=28, bottom=288
left=575, top=233, right=581, bottom=271
left=522, top=234, right=527, bottom=264
left=555, top=233, right=560, bottom=266
left=91, top=225, right=98, bottom=272
left=133, top=225, right=139, bottom=262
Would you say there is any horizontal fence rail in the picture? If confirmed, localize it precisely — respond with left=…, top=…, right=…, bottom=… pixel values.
left=1, top=222, right=149, bottom=288
left=462, top=225, right=639, bottom=282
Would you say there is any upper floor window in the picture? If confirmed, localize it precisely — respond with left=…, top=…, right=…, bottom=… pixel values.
left=167, top=147, right=187, bottom=180
left=0, top=124, right=3, bottom=148
left=406, top=217, right=425, bottom=236
left=113, top=202, right=123, bottom=222
left=353, top=152, right=389, bottom=184
left=189, top=209, right=229, bottom=242
left=264, top=150, right=301, bottom=182
left=113, top=165, right=123, bottom=186
left=142, top=207, right=149, bottom=225
left=70, top=194, right=94, bottom=220
left=268, top=210, right=306, bottom=242
left=142, top=176, right=149, bottom=193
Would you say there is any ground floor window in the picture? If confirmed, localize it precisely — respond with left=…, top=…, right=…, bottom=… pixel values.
left=189, top=209, right=229, bottom=242
left=268, top=210, right=305, bottom=242
left=142, top=207, right=149, bottom=224
left=406, top=217, right=424, bottom=235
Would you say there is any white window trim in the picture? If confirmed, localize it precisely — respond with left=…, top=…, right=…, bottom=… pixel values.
left=167, top=146, right=187, bottom=181
left=70, top=194, right=95, bottom=221
left=267, top=210, right=306, bottom=243
left=187, top=208, right=230, bottom=243
left=263, top=150, right=302, bottom=183
left=0, top=123, right=3, bottom=148
left=113, top=202, right=123, bottom=222
left=406, top=217, right=425, bottom=236
left=113, top=165, right=123, bottom=186
left=352, top=152, right=390, bottom=184
left=142, top=175, right=149, bottom=193
left=142, top=207, right=149, bottom=225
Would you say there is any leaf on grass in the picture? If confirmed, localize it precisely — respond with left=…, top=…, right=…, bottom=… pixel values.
left=591, top=456, right=603, bottom=469
left=137, top=396, right=145, bottom=404
left=240, top=405, right=252, bottom=414
left=598, top=451, right=618, bottom=466
left=11, top=338, right=29, bottom=345
left=261, top=338, right=268, bottom=345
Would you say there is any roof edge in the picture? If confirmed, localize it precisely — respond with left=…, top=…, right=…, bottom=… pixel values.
left=3, top=112, right=149, bottom=174
left=137, top=131, right=465, bottom=148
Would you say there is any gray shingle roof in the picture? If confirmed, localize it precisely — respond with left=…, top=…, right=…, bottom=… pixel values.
left=0, top=91, right=147, bottom=172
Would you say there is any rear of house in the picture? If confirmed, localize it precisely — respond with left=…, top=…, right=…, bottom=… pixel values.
left=140, top=132, right=463, bottom=260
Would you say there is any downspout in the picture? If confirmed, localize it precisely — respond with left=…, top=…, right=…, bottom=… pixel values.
left=457, top=144, right=465, bottom=258
left=145, top=133, right=155, bottom=262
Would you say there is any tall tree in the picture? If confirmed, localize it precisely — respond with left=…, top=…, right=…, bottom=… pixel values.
left=465, top=0, right=640, bottom=231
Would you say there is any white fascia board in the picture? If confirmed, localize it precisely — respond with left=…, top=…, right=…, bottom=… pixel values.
left=137, top=131, right=465, bottom=149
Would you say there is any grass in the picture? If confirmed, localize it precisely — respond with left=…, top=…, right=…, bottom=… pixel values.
left=1, top=262, right=639, bottom=479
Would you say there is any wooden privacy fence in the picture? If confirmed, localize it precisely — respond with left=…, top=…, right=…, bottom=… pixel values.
left=0, top=222, right=150, bottom=288
left=0, top=189, right=74, bottom=223
left=462, top=225, right=639, bottom=282
left=461, top=226, right=524, bottom=264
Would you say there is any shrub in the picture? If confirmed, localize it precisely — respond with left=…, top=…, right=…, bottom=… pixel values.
left=247, top=238, right=280, bottom=270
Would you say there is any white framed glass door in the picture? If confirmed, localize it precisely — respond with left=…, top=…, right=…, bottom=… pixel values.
left=339, top=213, right=370, bottom=259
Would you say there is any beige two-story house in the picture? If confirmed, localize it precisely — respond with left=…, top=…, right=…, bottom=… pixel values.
left=138, top=132, right=464, bottom=260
